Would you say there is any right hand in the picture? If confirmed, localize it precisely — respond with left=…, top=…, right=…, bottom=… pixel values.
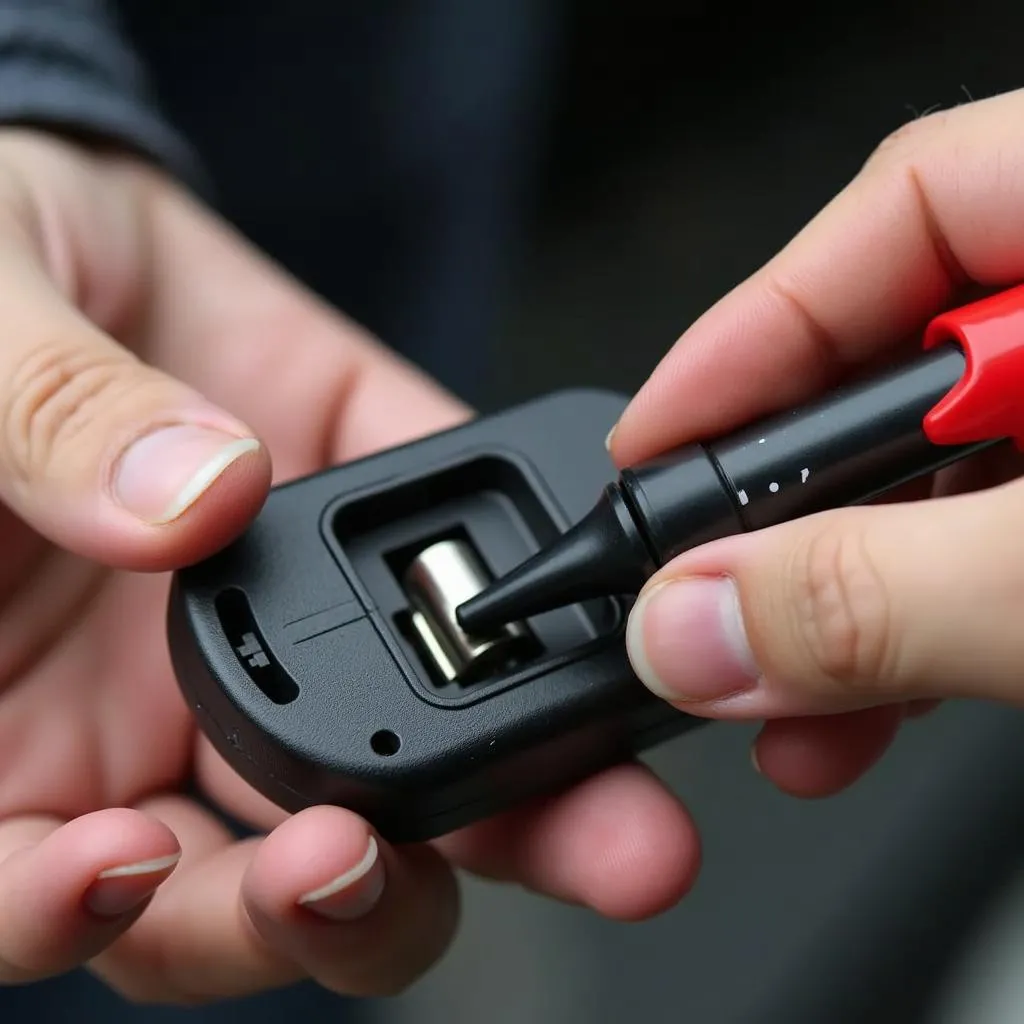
left=0, top=131, right=699, bottom=1002
left=610, top=87, right=1024, bottom=794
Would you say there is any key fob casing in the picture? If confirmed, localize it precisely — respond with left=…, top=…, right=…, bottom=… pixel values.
left=167, top=388, right=700, bottom=842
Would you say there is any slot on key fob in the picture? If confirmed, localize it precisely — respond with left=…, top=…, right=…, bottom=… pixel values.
left=167, top=388, right=702, bottom=842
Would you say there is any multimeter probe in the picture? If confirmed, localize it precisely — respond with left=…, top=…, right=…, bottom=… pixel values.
left=168, top=285, right=1024, bottom=841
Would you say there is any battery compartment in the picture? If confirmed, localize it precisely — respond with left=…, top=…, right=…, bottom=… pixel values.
left=326, top=454, right=623, bottom=703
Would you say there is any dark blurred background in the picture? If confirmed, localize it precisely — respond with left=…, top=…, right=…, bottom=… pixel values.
left=77, top=0, right=1024, bottom=1020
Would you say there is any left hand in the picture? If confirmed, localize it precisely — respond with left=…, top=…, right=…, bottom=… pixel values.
left=0, top=133, right=698, bottom=1003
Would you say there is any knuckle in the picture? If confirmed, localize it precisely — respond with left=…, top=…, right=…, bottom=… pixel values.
left=0, top=338, right=142, bottom=482
left=787, top=520, right=894, bottom=690
left=864, top=109, right=948, bottom=170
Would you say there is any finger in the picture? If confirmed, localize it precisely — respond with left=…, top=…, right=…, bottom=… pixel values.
left=609, top=88, right=1024, bottom=464
left=624, top=480, right=1024, bottom=716
left=0, top=231, right=270, bottom=570
left=198, top=740, right=698, bottom=924
left=326, top=342, right=470, bottom=462
left=134, top=175, right=469, bottom=484
left=434, top=762, right=700, bottom=922
left=751, top=706, right=905, bottom=798
left=0, top=809, right=180, bottom=984
left=242, top=807, right=458, bottom=998
left=92, top=797, right=457, bottom=1004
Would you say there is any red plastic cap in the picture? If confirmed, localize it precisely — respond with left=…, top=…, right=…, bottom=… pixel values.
left=923, top=283, right=1024, bottom=448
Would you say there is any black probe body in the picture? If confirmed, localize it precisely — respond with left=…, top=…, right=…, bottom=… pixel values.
left=457, top=342, right=998, bottom=634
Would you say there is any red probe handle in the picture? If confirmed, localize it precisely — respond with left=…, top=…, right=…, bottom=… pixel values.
left=923, top=283, right=1024, bottom=449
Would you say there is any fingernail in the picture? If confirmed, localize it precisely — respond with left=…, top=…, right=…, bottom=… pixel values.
left=86, top=852, right=180, bottom=917
left=626, top=577, right=761, bottom=702
left=750, top=744, right=762, bottom=774
left=114, top=424, right=260, bottom=524
left=604, top=425, right=617, bottom=451
left=297, top=836, right=385, bottom=921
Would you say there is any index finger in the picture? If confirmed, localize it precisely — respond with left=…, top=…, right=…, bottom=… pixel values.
left=610, top=87, right=1024, bottom=465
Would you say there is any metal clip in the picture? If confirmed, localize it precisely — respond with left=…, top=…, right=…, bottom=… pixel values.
left=402, top=538, right=535, bottom=684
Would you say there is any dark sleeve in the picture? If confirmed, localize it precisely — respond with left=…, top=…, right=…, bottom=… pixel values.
left=0, top=0, right=202, bottom=186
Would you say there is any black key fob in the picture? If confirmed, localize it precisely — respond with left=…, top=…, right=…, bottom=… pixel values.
left=167, top=389, right=699, bottom=842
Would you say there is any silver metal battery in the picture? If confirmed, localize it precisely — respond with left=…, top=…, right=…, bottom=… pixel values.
left=402, top=538, right=533, bottom=683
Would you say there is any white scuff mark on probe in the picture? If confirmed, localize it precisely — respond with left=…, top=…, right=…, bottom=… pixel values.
left=758, top=437, right=766, bottom=444
left=737, top=489, right=749, bottom=505
left=769, top=482, right=779, bottom=493
left=801, top=468, right=810, bottom=483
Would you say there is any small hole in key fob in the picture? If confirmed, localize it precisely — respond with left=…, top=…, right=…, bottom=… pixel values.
left=370, top=730, right=401, bottom=757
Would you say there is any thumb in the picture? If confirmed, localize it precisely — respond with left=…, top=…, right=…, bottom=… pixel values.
left=0, top=246, right=270, bottom=571
left=625, top=481, right=1024, bottom=716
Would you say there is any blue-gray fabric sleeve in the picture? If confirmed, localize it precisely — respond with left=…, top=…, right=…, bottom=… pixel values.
left=0, top=0, right=203, bottom=186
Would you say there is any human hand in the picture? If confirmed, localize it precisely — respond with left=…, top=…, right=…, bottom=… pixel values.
left=0, top=131, right=698, bottom=1001
left=610, top=88, right=1024, bottom=795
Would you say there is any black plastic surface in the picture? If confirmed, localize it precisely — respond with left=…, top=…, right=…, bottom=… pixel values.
left=622, top=443, right=744, bottom=564
left=167, top=389, right=700, bottom=842
left=455, top=480, right=658, bottom=633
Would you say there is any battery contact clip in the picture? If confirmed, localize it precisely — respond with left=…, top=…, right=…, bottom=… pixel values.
left=401, top=537, right=538, bottom=685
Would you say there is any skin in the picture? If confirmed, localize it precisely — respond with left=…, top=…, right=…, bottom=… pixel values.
left=612, top=88, right=1024, bottom=787
left=0, top=130, right=699, bottom=1002
left=9, top=81, right=1022, bottom=1002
